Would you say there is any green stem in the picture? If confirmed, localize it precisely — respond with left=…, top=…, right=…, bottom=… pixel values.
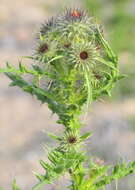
left=115, top=179, right=118, bottom=190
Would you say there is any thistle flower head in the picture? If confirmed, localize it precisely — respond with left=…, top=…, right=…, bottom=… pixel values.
left=58, top=130, right=81, bottom=152
left=69, top=42, right=99, bottom=71
left=40, top=17, right=56, bottom=36
left=35, top=35, right=58, bottom=63
left=38, top=43, right=49, bottom=54
left=59, top=8, right=88, bottom=23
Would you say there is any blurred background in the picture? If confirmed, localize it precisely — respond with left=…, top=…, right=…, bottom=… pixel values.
left=0, top=0, right=135, bottom=189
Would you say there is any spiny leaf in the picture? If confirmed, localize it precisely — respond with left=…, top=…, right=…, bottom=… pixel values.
left=21, top=56, right=34, bottom=60
left=33, top=172, right=45, bottom=182
left=39, top=160, right=53, bottom=171
left=80, top=132, right=92, bottom=141
left=117, top=74, right=127, bottom=80
left=32, top=65, right=43, bottom=74
left=96, top=29, right=118, bottom=64
left=32, top=180, right=48, bottom=190
left=47, top=132, right=62, bottom=141
left=94, top=160, right=135, bottom=189
left=12, top=179, right=20, bottom=190
left=95, top=57, right=118, bottom=71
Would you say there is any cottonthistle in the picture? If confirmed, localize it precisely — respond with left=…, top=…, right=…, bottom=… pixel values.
left=1, top=8, right=133, bottom=190
left=33, top=8, right=120, bottom=125
left=1, top=9, right=120, bottom=124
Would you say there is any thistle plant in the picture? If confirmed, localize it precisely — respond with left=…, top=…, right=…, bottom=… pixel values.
left=0, top=8, right=135, bottom=190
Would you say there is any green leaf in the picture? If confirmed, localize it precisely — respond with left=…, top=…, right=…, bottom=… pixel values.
left=33, top=172, right=45, bottom=182
left=0, top=68, right=13, bottom=73
left=32, top=65, right=43, bottom=75
left=95, top=57, right=118, bottom=71
left=19, top=62, right=26, bottom=73
left=47, top=132, right=62, bottom=141
left=113, top=164, right=120, bottom=175
left=21, top=56, right=34, bottom=60
left=54, top=165, right=64, bottom=174
left=32, top=180, right=48, bottom=190
left=117, top=74, right=127, bottom=80
left=65, top=161, right=73, bottom=169
left=94, top=160, right=135, bottom=189
left=39, top=160, right=52, bottom=171
left=5, top=73, right=28, bottom=87
left=96, top=29, right=118, bottom=64
left=12, top=179, right=20, bottom=190
left=32, top=87, right=54, bottom=100
left=80, top=132, right=92, bottom=141
left=4, top=72, right=59, bottom=108
left=6, top=62, right=12, bottom=69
